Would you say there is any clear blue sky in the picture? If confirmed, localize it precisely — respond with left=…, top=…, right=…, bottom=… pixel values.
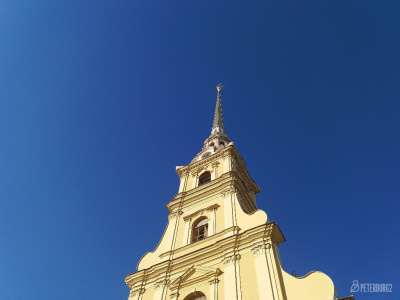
left=0, top=1, right=399, bottom=299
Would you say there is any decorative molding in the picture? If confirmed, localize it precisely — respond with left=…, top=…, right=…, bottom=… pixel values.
left=183, top=204, right=220, bottom=221
left=251, top=243, right=272, bottom=256
left=169, top=292, right=180, bottom=299
left=220, top=185, right=238, bottom=198
left=176, top=144, right=233, bottom=175
left=168, top=210, right=183, bottom=220
left=129, top=288, right=145, bottom=298
left=222, top=254, right=241, bottom=266
left=154, top=279, right=169, bottom=290
left=211, top=161, right=220, bottom=168
left=209, top=278, right=220, bottom=285
left=170, top=265, right=222, bottom=292
left=180, top=171, right=188, bottom=178
left=128, top=223, right=285, bottom=292
left=179, top=192, right=220, bottom=212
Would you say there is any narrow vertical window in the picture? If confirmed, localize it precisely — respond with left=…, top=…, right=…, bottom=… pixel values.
left=192, top=218, right=208, bottom=243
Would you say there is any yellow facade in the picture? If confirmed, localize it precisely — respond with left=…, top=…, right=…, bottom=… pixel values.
left=125, top=86, right=347, bottom=300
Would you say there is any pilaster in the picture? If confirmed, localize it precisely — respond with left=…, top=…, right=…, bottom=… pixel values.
left=209, top=206, right=217, bottom=236
left=211, top=161, right=220, bottom=180
left=153, top=280, right=169, bottom=300
left=251, top=241, right=285, bottom=300
left=166, top=211, right=182, bottom=253
left=223, top=253, right=242, bottom=300
left=191, top=172, right=199, bottom=189
left=221, top=185, right=238, bottom=230
left=178, top=171, right=189, bottom=193
left=209, top=278, right=219, bottom=300
left=222, top=155, right=231, bottom=173
left=182, top=218, right=192, bottom=247
left=129, top=288, right=145, bottom=300
left=169, top=292, right=179, bottom=300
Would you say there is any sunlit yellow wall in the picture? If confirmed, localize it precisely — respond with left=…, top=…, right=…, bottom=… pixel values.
left=126, top=144, right=339, bottom=300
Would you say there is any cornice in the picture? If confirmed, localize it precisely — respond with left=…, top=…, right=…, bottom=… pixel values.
left=182, top=204, right=220, bottom=221
left=169, top=265, right=222, bottom=292
left=125, top=222, right=285, bottom=287
left=175, top=146, right=231, bottom=178
left=176, top=145, right=252, bottom=184
left=167, top=171, right=256, bottom=213
left=129, top=287, right=145, bottom=297
left=222, top=254, right=241, bottom=266
left=125, top=223, right=286, bottom=294
left=159, top=226, right=241, bottom=260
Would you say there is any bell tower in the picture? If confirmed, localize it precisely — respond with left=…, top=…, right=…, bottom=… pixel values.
left=125, top=86, right=349, bottom=300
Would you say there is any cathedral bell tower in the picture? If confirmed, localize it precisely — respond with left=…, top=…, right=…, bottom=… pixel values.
left=125, top=85, right=344, bottom=300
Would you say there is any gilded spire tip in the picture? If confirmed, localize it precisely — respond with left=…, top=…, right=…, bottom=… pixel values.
left=216, top=83, right=224, bottom=92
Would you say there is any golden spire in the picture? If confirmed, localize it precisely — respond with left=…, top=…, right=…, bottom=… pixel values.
left=211, top=84, right=226, bottom=136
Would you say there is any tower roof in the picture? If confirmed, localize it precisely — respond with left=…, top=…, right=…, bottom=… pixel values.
left=190, top=84, right=231, bottom=164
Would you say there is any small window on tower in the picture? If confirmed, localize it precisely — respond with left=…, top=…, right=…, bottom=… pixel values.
left=219, top=141, right=225, bottom=146
left=210, top=142, right=215, bottom=147
left=184, top=292, right=207, bottom=300
left=198, top=171, right=211, bottom=186
left=192, top=218, right=208, bottom=243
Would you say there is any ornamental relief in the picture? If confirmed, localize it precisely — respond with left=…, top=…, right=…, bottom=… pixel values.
left=222, top=254, right=241, bottom=266
left=208, top=278, right=220, bottom=285
left=251, top=243, right=272, bottom=256
left=183, top=204, right=220, bottom=221
left=179, top=171, right=189, bottom=178
left=211, top=161, right=220, bottom=168
left=129, top=288, right=145, bottom=298
left=169, top=292, right=180, bottom=299
left=220, top=185, right=238, bottom=198
left=192, top=165, right=209, bottom=176
left=168, top=210, right=183, bottom=220
left=155, top=279, right=169, bottom=290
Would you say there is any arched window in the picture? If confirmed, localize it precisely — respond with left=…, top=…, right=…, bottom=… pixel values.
left=192, top=217, right=208, bottom=243
left=198, top=171, right=211, bottom=186
left=184, top=292, right=207, bottom=300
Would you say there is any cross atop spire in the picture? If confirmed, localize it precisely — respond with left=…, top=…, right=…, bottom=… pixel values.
left=211, top=84, right=227, bottom=137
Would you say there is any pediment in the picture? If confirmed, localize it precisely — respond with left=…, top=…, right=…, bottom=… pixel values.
left=170, top=265, right=222, bottom=291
